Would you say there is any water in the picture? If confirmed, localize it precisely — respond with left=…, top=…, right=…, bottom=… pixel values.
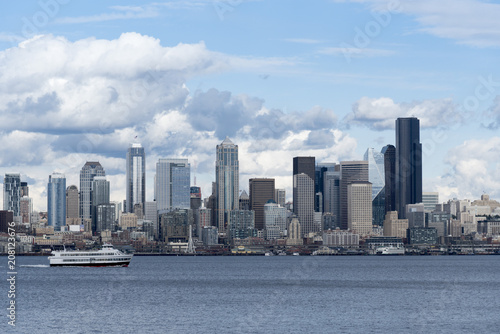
left=1, top=255, right=499, bottom=333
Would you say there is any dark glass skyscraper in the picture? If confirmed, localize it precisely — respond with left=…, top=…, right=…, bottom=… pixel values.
left=48, top=173, right=66, bottom=231
left=80, top=161, right=105, bottom=222
left=395, top=117, right=422, bottom=219
left=382, top=144, right=396, bottom=215
left=249, top=178, right=275, bottom=230
left=293, top=156, right=315, bottom=216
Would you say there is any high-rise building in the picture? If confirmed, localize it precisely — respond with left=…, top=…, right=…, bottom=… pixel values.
left=293, top=173, right=318, bottom=237
left=144, top=201, right=158, bottom=239
left=66, top=185, right=79, bottom=219
left=323, top=169, right=341, bottom=217
left=95, top=203, right=116, bottom=233
left=92, top=176, right=110, bottom=233
left=315, top=163, right=336, bottom=212
left=239, top=190, right=250, bottom=210
left=264, top=201, right=288, bottom=239
left=293, top=157, right=315, bottom=182
left=383, top=211, right=408, bottom=238
left=422, top=192, right=439, bottom=213
left=126, top=143, right=146, bottom=213
left=20, top=196, right=32, bottom=224
left=3, top=173, right=21, bottom=216
left=382, top=145, right=396, bottom=215
left=274, top=189, right=286, bottom=208
left=249, top=178, right=275, bottom=231
left=406, top=203, right=425, bottom=228
left=395, top=117, right=422, bottom=219
left=0, top=210, right=14, bottom=233
left=155, top=159, right=190, bottom=211
left=339, top=161, right=369, bottom=229
left=48, top=173, right=66, bottom=231
left=190, top=186, right=202, bottom=210
left=215, top=137, right=239, bottom=233
left=347, top=182, right=373, bottom=235
left=365, top=148, right=386, bottom=226
left=20, top=182, right=29, bottom=197
left=286, top=217, right=302, bottom=245
left=80, top=162, right=105, bottom=223
left=227, top=210, right=256, bottom=240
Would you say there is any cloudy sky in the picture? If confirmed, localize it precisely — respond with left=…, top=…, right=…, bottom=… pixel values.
left=1, top=0, right=500, bottom=211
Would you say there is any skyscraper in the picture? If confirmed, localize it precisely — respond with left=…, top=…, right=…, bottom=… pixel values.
left=395, top=117, right=422, bottom=219
left=315, top=163, right=336, bottom=212
left=249, top=178, right=275, bottom=230
left=382, top=144, right=396, bottom=215
left=364, top=148, right=386, bottom=226
left=216, top=137, right=239, bottom=233
left=92, top=176, right=110, bottom=233
left=323, top=169, right=341, bottom=217
left=126, top=143, right=146, bottom=213
left=339, top=161, right=369, bottom=230
left=48, top=173, right=66, bottom=231
left=274, top=189, right=286, bottom=208
left=347, top=182, right=373, bottom=235
left=155, top=159, right=190, bottom=211
left=293, top=173, right=317, bottom=237
left=80, top=162, right=105, bottom=224
left=293, top=156, right=315, bottom=215
left=3, top=173, right=21, bottom=216
left=66, top=185, right=79, bottom=219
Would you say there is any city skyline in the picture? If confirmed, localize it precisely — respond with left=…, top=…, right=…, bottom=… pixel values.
left=1, top=1, right=500, bottom=212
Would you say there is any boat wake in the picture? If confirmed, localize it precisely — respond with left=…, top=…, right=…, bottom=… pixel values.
left=20, top=264, right=50, bottom=268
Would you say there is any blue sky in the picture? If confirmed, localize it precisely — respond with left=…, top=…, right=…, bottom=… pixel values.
left=1, top=0, right=500, bottom=211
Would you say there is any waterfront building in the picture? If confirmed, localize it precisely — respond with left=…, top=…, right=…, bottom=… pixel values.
left=47, top=173, right=66, bottom=231
left=126, top=143, right=146, bottom=213
left=383, top=211, right=408, bottom=238
left=80, top=162, right=105, bottom=225
left=201, top=226, right=218, bottom=246
left=3, top=173, right=21, bottom=216
left=340, top=161, right=369, bottom=229
left=159, top=209, right=194, bottom=243
left=120, top=213, right=138, bottom=230
left=407, top=227, right=437, bottom=245
left=322, top=230, right=359, bottom=247
left=216, top=137, right=239, bottom=233
left=249, top=178, right=275, bottom=231
left=347, top=182, right=373, bottom=235
left=0, top=210, right=14, bottom=233
left=228, top=210, right=256, bottom=240
left=155, top=159, right=190, bottom=211
left=95, top=203, right=116, bottom=232
left=395, top=117, right=422, bottom=218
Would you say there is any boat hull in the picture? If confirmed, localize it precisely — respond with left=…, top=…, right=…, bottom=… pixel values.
left=50, top=261, right=131, bottom=267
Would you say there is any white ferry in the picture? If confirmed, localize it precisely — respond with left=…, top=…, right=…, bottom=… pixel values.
left=48, top=243, right=133, bottom=267
left=376, top=246, right=405, bottom=255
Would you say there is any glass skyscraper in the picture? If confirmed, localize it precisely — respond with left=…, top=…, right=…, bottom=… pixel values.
left=48, top=173, right=66, bottom=231
left=80, top=161, right=105, bottom=222
left=3, top=173, right=21, bottom=216
left=216, top=137, right=239, bottom=233
left=395, top=117, right=422, bottom=219
left=126, top=143, right=146, bottom=213
left=155, top=159, right=190, bottom=211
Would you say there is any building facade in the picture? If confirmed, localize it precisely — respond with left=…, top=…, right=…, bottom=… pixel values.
left=3, top=173, right=21, bottom=216
left=339, top=161, right=369, bottom=229
left=155, top=159, right=190, bottom=211
left=347, top=182, right=373, bottom=235
left=80, top=162, right=105, bottom=222
left=47, top=173, right=66, bottom=231
left=249, top=178, right=275, bottom=231
left=126, top=143, right=146, bottom=213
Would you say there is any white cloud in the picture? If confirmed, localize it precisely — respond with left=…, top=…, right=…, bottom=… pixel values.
left=344, top=96, right=460, bottom=130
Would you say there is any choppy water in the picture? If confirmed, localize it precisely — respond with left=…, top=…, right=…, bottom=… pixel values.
left=1, top=255, right=499, bottom=333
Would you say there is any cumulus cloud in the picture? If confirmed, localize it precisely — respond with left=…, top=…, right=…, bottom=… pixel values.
left=0, top=33, right=350, bottom=211
left=483, top=96, right=500, bottom=130
left=344, top=96, right=460, bottom=130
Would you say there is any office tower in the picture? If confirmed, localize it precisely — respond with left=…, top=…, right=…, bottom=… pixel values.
left=227, top=210, right=256, bottom=240
left=239, top=190, right=250, bottom=210
left=80, top=162, right=105, bottom=223
left=264, top=201, right=288, bottom=239
left=364, top=148, right=386, bottom=226
left=215, top=137, right=239, bottom=233
left=323, top=169, right=341, bottom=217
left=383, top=211, right=408, bottom=238
left=48, top=173, right=66, bottom=231
left=286, top=217, right=302, bottom=245
left=293, top=173, right=318, bottom=237
left=95, top=203, right=116, bottom=232
left=92, top=176, right=110, bottom=233
left=315, top=163, right=336, bottom=212
left=0, top=210, right=14, bottom=233
left=275, top=189, right=286, bottom=208
left=206, top=182, right=217, bottom=228
left=3, top=173, right=21, bottom=216
left=406, top=203, right=425, bottom=228
left=293, top=157, right=315, bottom=182
left=155, top=159, right=190, bottom=211
left=201, top=225, right=218, bottom=246
left=249, top=178, right=275, bottom=230
left=20, top=182, right=29, bottom=197
left=422, top=192, right=439, bottom=213
left=66, top=185, right=79, bottom=219
left=20, top=196, right=32, bottom=224
left=347, top=182, right=373, bottom=235
left=382, top=144, right=396, bottom=215
left=190, top=186, right=202, bottom=211
left=126, top=143, right=146, bottom=213
left=339, top=161, right=369, bottom=229
left=145, top=201, right=158, bottom=239
left=395, top=117, right=422, bottom=219
left=159, top=209, right=193, bottom=242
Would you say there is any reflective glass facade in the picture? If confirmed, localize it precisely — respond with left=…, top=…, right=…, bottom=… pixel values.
left=48, top=173, right=66, bottom=230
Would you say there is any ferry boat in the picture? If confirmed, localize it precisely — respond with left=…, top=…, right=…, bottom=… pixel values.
left=48, top=243, right=133, bottom=267
left=376, top=246, right=405, bottom=255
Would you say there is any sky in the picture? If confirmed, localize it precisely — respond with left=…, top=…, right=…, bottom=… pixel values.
left=1, top=0, right=500, bottom=212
